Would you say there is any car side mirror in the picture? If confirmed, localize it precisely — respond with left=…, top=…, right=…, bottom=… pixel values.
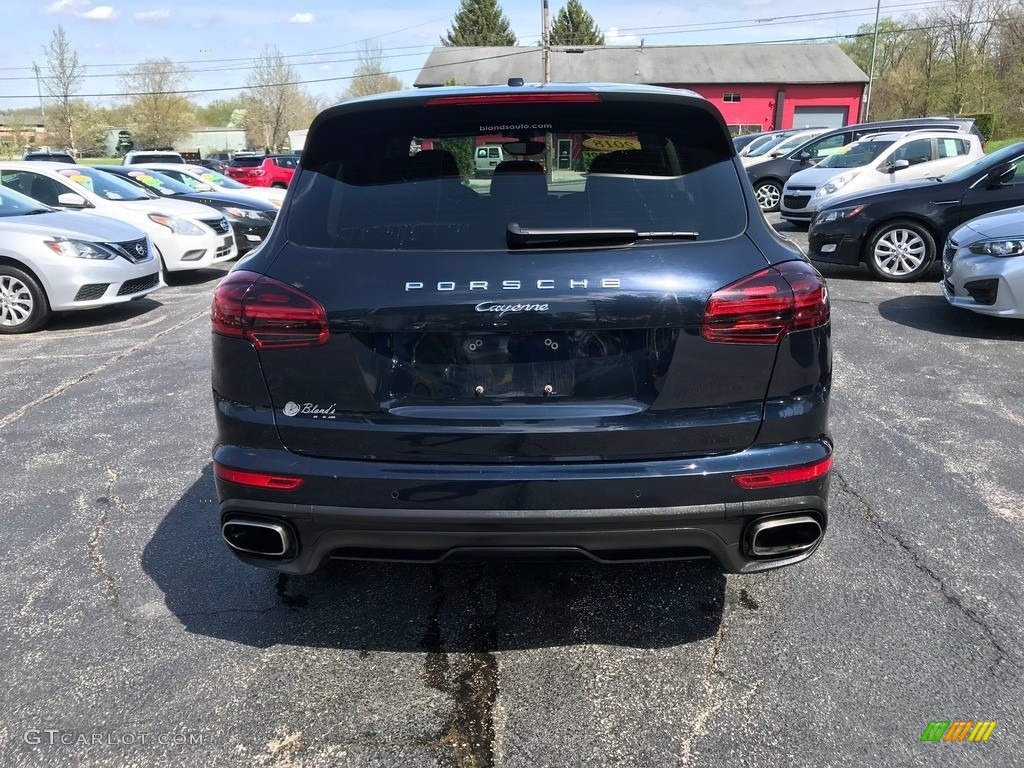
left=798, top=150, right=812, bottom=161
left=886, top=159, right=911, bottom=173
left=987, top=162, right=1017, bottom=188
left=57, top=192, right=88, bottom=208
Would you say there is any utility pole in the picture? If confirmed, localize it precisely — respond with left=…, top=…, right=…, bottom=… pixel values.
left=32, top=61, right=45, bottom=119
left=542, top=0, right=551, bottom=84
left=863, top=0, right=881, bottom=121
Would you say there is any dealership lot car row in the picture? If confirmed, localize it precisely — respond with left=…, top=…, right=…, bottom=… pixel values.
left=0, top=159, right=293, bottom=333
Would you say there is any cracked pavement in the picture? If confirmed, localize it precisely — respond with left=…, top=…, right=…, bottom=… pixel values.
left=1, top=224, right=1023, bottom=766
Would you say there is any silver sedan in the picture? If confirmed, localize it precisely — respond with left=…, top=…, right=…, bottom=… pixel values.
left=0, top=185, right=161, bottom=333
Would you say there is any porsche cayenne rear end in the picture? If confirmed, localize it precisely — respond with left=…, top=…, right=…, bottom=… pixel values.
left=210, top=83, right=833, bottom=574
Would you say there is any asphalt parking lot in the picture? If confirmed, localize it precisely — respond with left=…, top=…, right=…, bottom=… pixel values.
left=2, top=216, right=1023, bottom=767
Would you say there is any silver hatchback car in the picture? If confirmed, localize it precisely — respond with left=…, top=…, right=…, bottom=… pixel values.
left=943, top=205, right=1024, bottom=319
left=0, top=185, right=161, bottom=333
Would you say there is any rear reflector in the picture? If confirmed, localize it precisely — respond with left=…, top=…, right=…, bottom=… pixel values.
left=425, top=92, right=602, bottom=106
left=732, top=455, right=832, bottom=489
left=214, top=463, right=304, bottom=490
left=702, top=260, right=829, bottom=344
left=212, top=270, right=330, bottom=350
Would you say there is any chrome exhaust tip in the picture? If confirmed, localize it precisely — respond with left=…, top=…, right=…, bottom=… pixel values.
left=222, top=518, right=291, bottom=558
left=745, top=514, right=822, bottom=559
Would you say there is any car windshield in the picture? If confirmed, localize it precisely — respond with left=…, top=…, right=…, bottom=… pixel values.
left=56, top=167, right=150, bottom=201
left=942, top=143, right=1024, bottom=184
left=770, top=133, right=822, bottom=155
left=290, top=98, right=747, bottom=250
left=185, top=166, right=248, bottom=189
left=745, top=135, right=789, bottom=157
left=0, top=185, right=52, bottom=216
left=817, top=140, right=897, bottom=169
left=117, top=169, right=193, bottom=196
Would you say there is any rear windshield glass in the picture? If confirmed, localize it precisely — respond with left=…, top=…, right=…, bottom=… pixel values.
left=817, top=140, right=897, bottom=169
left=289, top=97, right=747, bottom=250
left=231, top=157, right=265, bottom=167
left=130, top=154, right=183, bottom=164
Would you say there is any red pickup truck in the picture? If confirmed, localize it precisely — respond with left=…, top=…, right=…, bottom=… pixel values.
left=225, top=155, right=297, bottom=188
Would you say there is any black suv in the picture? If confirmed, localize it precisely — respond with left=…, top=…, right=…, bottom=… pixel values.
left=211, top=82, right=833, bottom=574
left=746, top=117, right=981, bottom=212
left=23, top=150, right=76, bottom=164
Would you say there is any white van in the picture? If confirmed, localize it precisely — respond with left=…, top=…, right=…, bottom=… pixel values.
left=781, top=132, right=984, bottom=224
left=0, top=162, right=237, bottom=274
left=473, top=144, right=508, bottom=176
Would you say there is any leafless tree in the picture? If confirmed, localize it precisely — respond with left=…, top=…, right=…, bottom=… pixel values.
left=41, top=25, right=85, bottom=151
left=341, top=41, right=404, bottom=100
left=240, top=46, right=309, bottom=152
left=120, top=58, right=197, bottom=148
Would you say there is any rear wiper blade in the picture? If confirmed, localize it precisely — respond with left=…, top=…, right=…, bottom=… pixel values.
left=506, top=223, right=698, bottom=249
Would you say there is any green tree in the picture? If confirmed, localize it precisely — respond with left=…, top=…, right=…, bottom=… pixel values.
left=120, top=58, right=197, bottom=148
left=550, top=0, right=604, bottom=45
left=2, top=114, right=27, bottom=159
left=197, top=98, right=245, bottom=128
left=442, top=0, right=517, bottom=46
left=341, top=41, right=404, bottom=100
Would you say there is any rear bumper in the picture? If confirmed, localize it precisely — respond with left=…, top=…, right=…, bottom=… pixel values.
left=213, top=439, right=832, bottom=574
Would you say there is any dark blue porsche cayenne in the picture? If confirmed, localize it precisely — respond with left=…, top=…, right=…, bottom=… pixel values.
left=210, top=82, right=833, bottom=574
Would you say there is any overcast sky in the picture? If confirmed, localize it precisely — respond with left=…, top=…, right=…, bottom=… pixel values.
left=0, top=0, right=943, bottom=113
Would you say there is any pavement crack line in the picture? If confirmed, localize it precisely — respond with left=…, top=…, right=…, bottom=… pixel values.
left=0, top=308, right=208, bottom=430
left=678, top=591, right=764, bottom=767
left=833, top=469, right=1012, bottom=671
left=419, top=567, right=501, bottom=768
left=87, top=468, right=137, bottom=638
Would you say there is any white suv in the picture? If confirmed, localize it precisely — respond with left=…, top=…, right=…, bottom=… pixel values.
left=0, top=162, right=237, bottom=274
left=122, top=150, right=185, bottom=165
left=781, top=131, right=984, bottom=224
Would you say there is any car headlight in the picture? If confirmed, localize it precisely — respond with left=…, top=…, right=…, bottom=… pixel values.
left=44, top=238, right=117, bottom=260
left=147, top=213, right=205, bottom=236
left=968, top=239, right=1024, bottom=257
left=224, top=207, right=268, bottom=221
left=817, top=172, right=859, bottom=197
left=814, top=205, right=866, bottom=225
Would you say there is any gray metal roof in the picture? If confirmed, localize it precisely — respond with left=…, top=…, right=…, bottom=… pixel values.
left=0, top=114, right=46, bottom=127
left=414, top=44, right=868, bottom=88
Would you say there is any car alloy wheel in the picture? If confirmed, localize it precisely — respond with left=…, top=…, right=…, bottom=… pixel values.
left=0, top=266, right=50, bottom=333
left=754, top=181, right=782, bottom=212
left=866, top=220, right=936, bottom=282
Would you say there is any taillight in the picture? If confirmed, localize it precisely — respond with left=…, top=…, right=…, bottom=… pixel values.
left=732, top=455, right=832, bottom=489
left=214, top=462, right=304, bottom=490
left=701, top=261, right=829, bottom=344
left=425, top=92, right=602, bottom=106
left=212, top=270, right=329, bottom=350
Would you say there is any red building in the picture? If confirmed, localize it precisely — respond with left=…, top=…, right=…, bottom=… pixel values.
left=415, top=43, right=869, bottom=133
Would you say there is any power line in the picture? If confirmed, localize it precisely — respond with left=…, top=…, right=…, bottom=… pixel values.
left=0, top=0, right=954, bottom=78
left=0, top=48, right=538, bottom=100
left=0, top=15, right=451, bottom=73
left=0, top=10, right=1007, bottom=101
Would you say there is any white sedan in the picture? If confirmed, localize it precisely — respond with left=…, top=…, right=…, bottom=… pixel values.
left=0, top=162, right=237, bottom=276
left=139, top=163, right=287, bottom=208
left=0, top=185, right=160, bottom=333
